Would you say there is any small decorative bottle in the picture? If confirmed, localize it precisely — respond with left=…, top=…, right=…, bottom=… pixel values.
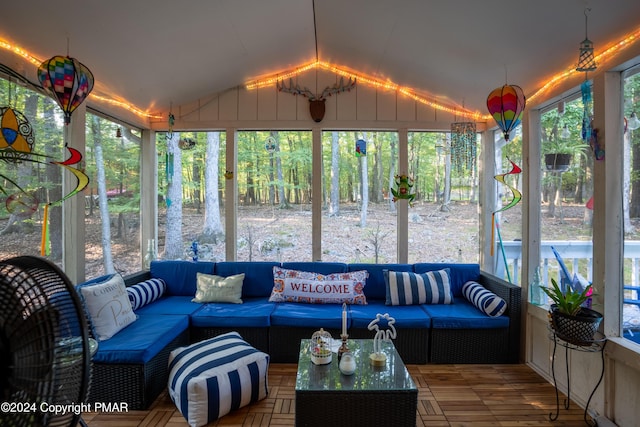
left=144, top=238, right=157, bottom=270
left=530, top=264, right=543, bottom=305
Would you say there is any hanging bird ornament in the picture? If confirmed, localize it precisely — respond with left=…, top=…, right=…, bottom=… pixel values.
left=486, top=84, right=526, bottom=142
left=37, top=55, right=94, bottom=125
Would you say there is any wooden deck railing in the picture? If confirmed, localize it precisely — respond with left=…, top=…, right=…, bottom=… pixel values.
left=494, top=240, right=640, bottom=293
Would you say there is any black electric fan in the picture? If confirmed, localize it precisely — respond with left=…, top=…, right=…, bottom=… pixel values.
left=0, top=256, right=91, bottom=427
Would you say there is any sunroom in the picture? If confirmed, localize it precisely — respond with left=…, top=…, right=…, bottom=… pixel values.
left=1, top=0, right=640, bottom=425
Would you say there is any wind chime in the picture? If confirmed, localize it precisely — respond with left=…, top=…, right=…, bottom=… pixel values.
left=450, top=120, right=476, bottom=175
left=576, top=8, right=601, bottom=159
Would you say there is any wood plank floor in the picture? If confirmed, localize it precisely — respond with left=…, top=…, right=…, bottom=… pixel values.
left=83, top=363, right=593, bottom=426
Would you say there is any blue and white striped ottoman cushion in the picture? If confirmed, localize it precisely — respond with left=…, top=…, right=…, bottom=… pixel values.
left=127, top=278, right=166, bottom=310
left=168, top=331, right=269, bottom=427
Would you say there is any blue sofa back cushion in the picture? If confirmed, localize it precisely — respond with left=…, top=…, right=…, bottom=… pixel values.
left=349, top=263, right=413, bottom=300
left=215, top=261, right=280, bottom=298
left=413, top=263, right=480, bottom=297
left=281, top=262, right=348, bottom=275
left=150, top=260, right=215, bottom=296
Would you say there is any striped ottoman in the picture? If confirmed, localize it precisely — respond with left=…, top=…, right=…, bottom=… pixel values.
left=168, top=331, right=269, bottom=427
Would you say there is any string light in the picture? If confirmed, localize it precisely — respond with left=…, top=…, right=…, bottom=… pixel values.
left=3, top=23, right=640, bottom=123
left=0, top=37, right=162, bottom=120
left=247, top=60, right=484, bottom=121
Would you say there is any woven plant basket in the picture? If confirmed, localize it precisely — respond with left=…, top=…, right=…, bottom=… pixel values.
left=549, top=305, right=603, bottom=346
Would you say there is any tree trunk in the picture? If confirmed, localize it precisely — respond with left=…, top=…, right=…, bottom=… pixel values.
left=275, top=132, right=289, bottom=208
left=441, top=134, right=452, bottom=211
left=164, top=132, right=183, bottom=259
left=201, top=132, right=224, bottom=243
left=329, top=131, right=340, bottom=216
left=90, top=115, right=115, bottom=274
left=371, top=135, right=382, bottom=203
left=630, top=129, right=640, bottom=218
left=624, top=130, right=635, bottom=232
left=389, top=135, right=397, bottom=212
left=43, top=99, right=63, bottom=260
left=359, top=132, right=369, bottom=227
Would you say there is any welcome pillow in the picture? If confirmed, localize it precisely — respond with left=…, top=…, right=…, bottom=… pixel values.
left=269, top=266, right=367, bottom=304
left=79, top=273, right=137, bottom=341
left=384, top=269, right=453, bottom=305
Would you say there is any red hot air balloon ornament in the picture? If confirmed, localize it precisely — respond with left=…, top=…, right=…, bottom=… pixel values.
left=37, top=55, right=94, bottom=125
left=486, top=84, right=526, bottom=142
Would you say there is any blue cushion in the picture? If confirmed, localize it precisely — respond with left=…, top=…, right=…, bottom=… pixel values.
left=191, top=298, right=275, bottom=328
left=214, top=262, right=280, bottom=298
left=462, top=281, right=507, bottom=317
left=350, top=301, right=432, bottom=329
left=414, top=263, right=480, bottom=296
left=93, top=314, right=189, bottom=364
left=150, top=260, right=215, bottom=296
left=133, top=296, right=204, bottom=316
left=384, top=269, right=453, bottom=305
left=348, top=263, right=413, bottom=300
left=281, top=262, right=348, bottom=275
left=270, top=303, right=348, bottom=328
left=422, top=298, right=509, bottom=329
left=127, top=278, right=166, bottom=310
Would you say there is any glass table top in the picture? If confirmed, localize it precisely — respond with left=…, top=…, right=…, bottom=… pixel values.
left=295, top=339, right=416, bottom=392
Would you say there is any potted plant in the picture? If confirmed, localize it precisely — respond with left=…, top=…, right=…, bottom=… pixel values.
left=541, top=138, right=589, bottom=172
left=542, top=278, right=602, bottom=345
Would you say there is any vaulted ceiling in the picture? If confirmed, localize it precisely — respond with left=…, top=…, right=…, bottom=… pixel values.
left=1, top=0, right=640, bottom=125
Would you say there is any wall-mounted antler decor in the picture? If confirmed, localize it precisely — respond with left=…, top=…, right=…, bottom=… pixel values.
left=277, top=76, right=356, bottom=122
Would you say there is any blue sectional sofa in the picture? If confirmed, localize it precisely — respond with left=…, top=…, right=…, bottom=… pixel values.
left=80, top=260, right=521, bottom=409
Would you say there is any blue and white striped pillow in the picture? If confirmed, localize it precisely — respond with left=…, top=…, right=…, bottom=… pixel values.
left=127, top=278, right=166, bottom=310
left=462, top=280, right=507, bottom=317
left=168, top=331, right=269, bottom=426
left=384, top=269, right=453, bottom=305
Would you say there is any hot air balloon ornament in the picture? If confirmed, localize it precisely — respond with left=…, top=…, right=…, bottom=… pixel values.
left=486, top=84, right=526, bottom=142
left=37, top=55, right=94, bottom=125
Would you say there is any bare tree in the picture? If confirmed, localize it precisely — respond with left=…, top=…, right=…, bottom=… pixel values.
left=90, top=115, right=115, bottom=274
left=359, top=132, right=369, bottom=227
left=329, top=131, right=340, bottom=216
left=164, top=133, right=183, bottom=259
left=200, top=132, right=224, bottom=243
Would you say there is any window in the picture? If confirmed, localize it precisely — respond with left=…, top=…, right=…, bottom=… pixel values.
left=85, top=114, right=141, bottom=277
left=538, top=97, right=593, bottom=301
left=157, top=131, right=226, bottom=262
left=236, top=130, right=311, bottom=262
left=322, top=131, right=397, bottom=263
left=623, top=69, right=640, bottom=344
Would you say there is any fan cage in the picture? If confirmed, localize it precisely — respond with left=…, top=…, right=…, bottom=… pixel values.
left=0, top=256, right=91, bottom=427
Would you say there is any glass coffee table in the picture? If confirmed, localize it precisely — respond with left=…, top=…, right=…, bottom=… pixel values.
left=295, top=338, right=417, bottom=427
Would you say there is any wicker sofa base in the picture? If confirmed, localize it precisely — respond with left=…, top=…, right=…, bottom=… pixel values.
left=349, top=327, right=429, bottom=364
left=269, top=326, right=341, bottom=363
left=191, top=326, right=269, bottom=355
left=429, top=327, right=510, bottom=364
left=87, top=330, right=189, bottom=410
left=296, top=390, right=417, bottom=427
left=269, top=326, right=429, bottom=364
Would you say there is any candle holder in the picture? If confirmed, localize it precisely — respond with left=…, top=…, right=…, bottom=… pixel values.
left=338, top=334, right=349, bottom=360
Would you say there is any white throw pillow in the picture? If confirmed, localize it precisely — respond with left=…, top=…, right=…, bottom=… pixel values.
left=79, top=274, right=137, bottom=340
